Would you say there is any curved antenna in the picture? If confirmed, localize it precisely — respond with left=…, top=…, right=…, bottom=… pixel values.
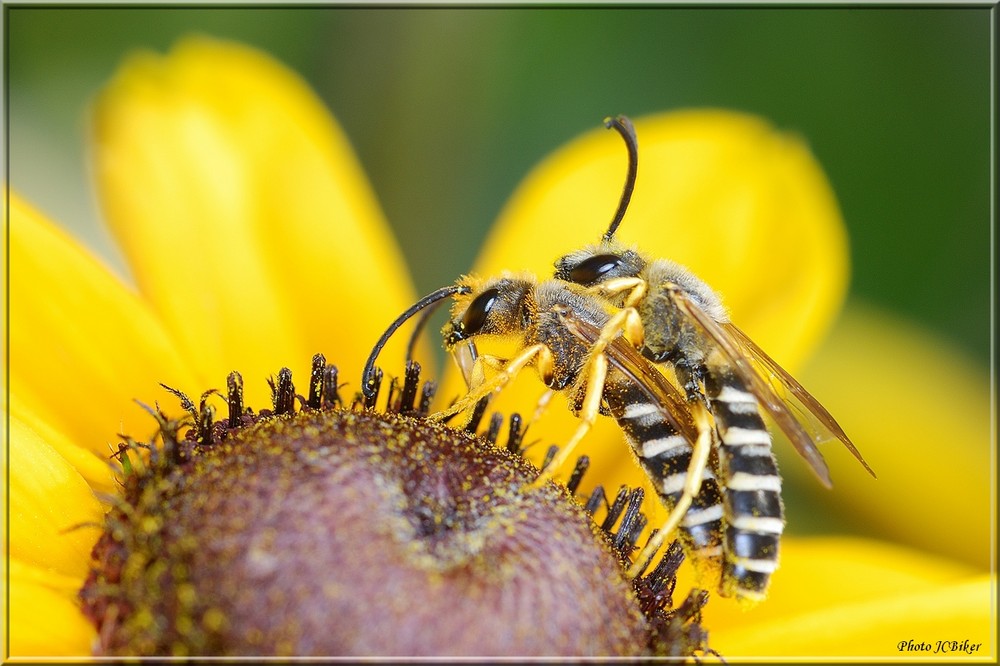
left=361, top=284, right=471, bottom=400
left=602, top=115, right=638, bottom=242
left=405, top=294, right=450, bottom=365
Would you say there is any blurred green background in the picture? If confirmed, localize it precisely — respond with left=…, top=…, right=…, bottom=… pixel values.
left=7, top=7, right=991, bottom=368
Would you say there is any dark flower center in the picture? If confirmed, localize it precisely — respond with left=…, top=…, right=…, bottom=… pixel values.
left=79, top=357, right=710, bottom=657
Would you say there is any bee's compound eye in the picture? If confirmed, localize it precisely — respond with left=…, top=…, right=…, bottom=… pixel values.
left=461, top=287, right=500, bottom=336
left=569, top=254, right=623, bottom=286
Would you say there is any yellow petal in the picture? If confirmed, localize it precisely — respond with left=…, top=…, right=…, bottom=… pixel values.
left=699, top=537, right=993, bottom=658
left=700, top=536, right=980, bottom=626
left=92, top=37, right=422, bottom=407
left=9, top=395, right=118, bottom=496
left=788, top=302, right=991, bottom=569
left=7, top=411, right=105, bottom=580
left=7, top=559, right=96, bottom=657
left=7, top=192, right=201, bottom=458
left=473, top=110, right=848, bottom=368
left=716, top=575, right=994, bottom=658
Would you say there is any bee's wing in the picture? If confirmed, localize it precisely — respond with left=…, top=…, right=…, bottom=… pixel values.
left=665, top=285, right=875, bottom=487
left=558, top=310, right=700, bottom=444
left=723, top=322, right=877, bottom=480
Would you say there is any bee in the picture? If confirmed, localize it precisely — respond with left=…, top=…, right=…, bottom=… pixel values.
left=363, top=271, right=728, bottom=595
left=361, top=115, right=875, bottom=604
left=551, top=116, right=877, bottom=600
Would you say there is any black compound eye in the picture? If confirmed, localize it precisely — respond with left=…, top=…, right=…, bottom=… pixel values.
left=568, top=254, right=623, bottom=286
left=460, top=287, right=501, bottom=336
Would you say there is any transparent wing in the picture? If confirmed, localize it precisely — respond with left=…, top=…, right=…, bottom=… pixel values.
left=557, top=309, right=700, bottom=445
left=665, top=285, right=876, bottom=487
left=723, top=322, right=877, bottom=479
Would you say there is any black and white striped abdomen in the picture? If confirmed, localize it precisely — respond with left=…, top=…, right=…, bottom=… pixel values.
left=605, top=377, right=725, bottom=577
left=706, top=371, right=785, bottom=603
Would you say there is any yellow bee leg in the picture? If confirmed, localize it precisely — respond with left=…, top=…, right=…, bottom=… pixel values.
left=621, top=307, right=645, bottom=350
left=529, top=352, right=608, bottom=489
left=592, top=276, right=647, bottom=309
left=475, top=354, right=512, bottom=373
left=627, top=401, right=713, bottom=579
left=591, top=306, right=646, bottom=354
left=440, top=353, right=504, bottom=426
left=429, top=343, right=548, bottom=423
left=527, top=307, right=643, bottom=488
left=527, top=388, right=556, bottom=430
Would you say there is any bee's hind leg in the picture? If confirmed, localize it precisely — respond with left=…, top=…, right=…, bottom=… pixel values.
left=627, top=401, right=713, bottom=579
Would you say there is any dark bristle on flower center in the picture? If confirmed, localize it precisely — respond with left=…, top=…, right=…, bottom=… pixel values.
left=79, top=354, right=712, bottom=657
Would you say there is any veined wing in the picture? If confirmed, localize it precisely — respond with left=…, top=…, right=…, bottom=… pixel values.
left=665, top=284, right=876, bottom=487
left=724, top=322, right=877, bottom=479
left=557, top=308, right=699, bottom=445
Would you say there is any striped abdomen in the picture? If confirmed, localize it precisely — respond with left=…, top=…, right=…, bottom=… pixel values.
left=604, top=376, right=725, bottom=583
left=706, top=369, right=785, bottom=603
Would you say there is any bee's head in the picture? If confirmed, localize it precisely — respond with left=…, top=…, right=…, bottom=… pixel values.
left=553, top=242, right=647, bottom=287
left=442, top=276, right=535, bottom=350
left=554, top=115, right=647, bottom=289
left=442, top=276, right=536, bottom=389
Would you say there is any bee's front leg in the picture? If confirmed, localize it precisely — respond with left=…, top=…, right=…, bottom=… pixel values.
left=589, top=276, right=647, bottom=309
left=527, top=388, right=556, bottom=429
left=429, top=344, right=550, bottom=424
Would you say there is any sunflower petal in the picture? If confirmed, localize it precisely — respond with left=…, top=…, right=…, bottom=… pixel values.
left=8, top=411, right=105, bottom=580
left=701, top=536, right=979, bottom=622
left=91, top=37, right=421, bottom=406
left=7, top=559, right=97, bottom=656
left=716, top=576, right=994, bottom=658
left=473, top=110, right=848, bottom=369
left=791, top=302, right=992, bottom=569
left=9, top=395, right=118, bottom=496
left=7, top=192, right=201, bottom=456
left=700, top=537, right=993, bottom=657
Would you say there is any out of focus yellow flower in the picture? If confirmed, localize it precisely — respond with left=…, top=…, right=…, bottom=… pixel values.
left=5, top=36, right=993, bottom=659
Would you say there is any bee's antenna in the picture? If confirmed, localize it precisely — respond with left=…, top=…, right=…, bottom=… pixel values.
left=405, top=295, right=449, bottom=366
left=602, top=115, right=638, bottom=243
left=362, top=284, right=471, bottom=400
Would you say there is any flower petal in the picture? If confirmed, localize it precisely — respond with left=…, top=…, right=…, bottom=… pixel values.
left=7, top=410, right=105, bottom=580
left=700, top=536, right=980, bottom=625
left=7, top=559, right=96, bottom=656
left=789, top=302, right=991, bottom=569
left=7, top=192, right=201, bottom=457
left=699, top=537, right=993, bottom=658
left=473, top=110, right=848, bottom=369
left=91, top=37, right=421, bottom=406
left=8, top=395, right=118, bottom=496
left=716, top=576, right=993, bottom=658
